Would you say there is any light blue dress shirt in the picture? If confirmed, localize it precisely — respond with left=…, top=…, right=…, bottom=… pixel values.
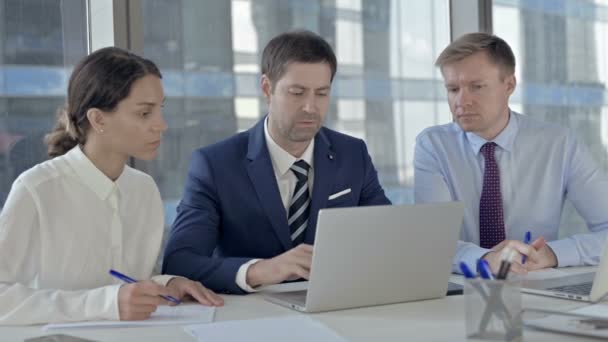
left=414, top=111, right=608, bottom=273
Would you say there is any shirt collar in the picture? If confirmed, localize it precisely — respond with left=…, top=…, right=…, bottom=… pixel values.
left=465, top=109, right=518, bottom=155
left=64, top=145, right=125, bottom=201
left=264, top=117, right=315, bottom=176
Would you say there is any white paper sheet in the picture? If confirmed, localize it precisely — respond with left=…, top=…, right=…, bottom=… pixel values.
left=184, top=316, right=347, bottom=342
left=525, top=304, right=608, bottom=338
left=42, top=304, right=215, bottom=331
left=572, top=303, right=608, bottom=317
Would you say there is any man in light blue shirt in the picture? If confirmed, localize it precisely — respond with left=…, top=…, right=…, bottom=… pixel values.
left=414, top=32, right=608, bottom=274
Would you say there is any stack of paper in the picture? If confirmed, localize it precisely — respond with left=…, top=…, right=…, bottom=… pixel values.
left=43, top=304, right=215, bottom=330
left=525, top=303, right=608, bottom=338
left=184, top=316, right=347, bottom=342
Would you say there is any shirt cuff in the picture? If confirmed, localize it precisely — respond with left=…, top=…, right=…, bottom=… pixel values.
left=547, top=238, right=579, bottom=267
left=151, top=274, right=181, bottom=287
left=85, top=284, right=122, bottom=321
left=236, top=259, right=262, bottom=292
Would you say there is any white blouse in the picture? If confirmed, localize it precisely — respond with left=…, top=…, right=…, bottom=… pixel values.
left=0, top=146, right=172, bottom=325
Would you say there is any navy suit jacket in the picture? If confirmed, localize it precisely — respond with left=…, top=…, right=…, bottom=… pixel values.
left=163, top=118, right=391, bottom=294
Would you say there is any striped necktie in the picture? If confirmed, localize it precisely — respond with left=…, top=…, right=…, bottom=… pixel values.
left=479, top=142, right=506, bottom=248
left=288, top=160, right=310, bottom=244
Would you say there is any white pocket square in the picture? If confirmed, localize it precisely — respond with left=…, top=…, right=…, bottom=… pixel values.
left=328, top=188, right=352, bottom=200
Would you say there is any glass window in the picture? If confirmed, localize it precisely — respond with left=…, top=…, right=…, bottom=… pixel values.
left=493, top=0, right=608, bottom=236
left=138, top=0, right=451, bottom=229
left=0, top=0, right=87, bottom=208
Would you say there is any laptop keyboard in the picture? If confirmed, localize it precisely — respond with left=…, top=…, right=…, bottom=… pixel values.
left=548, top=282, right=593, bottom=295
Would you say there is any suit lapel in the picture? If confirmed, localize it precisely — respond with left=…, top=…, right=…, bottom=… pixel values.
left=246, top=119, right=292, bottom=251
left=305, top=129, right=336, bottom=243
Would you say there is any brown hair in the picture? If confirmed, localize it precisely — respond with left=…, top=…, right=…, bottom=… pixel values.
left=261, top=30, right=337, bottom=89
left=45, top=47, right=162, bottom=157
left=435, top=32, right=516, bottom=78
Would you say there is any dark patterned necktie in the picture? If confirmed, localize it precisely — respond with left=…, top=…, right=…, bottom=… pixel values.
left=288, top=160, right=310, bottom=244
left=479, top=142, right=505, bottom=248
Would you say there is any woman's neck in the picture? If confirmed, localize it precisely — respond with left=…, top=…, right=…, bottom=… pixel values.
left=82, top=141, right=127, bottom=181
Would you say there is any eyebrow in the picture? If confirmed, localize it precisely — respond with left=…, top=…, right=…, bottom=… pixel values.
left=445, top=79, right=485, bottom=86
left=288, top=84, right=331, bottom=91
left=135, top=99, right=165, bottom=106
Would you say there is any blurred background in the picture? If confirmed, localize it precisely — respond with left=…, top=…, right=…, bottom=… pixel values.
left=1, top=0, right=607, bottom=239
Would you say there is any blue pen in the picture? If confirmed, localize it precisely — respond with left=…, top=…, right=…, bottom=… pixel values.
left=109, top=269, right=181, bottom=304
left=522, top=231, right=531, bottom=264
left=477, top=259, right=494, bottom=280
left=459, top=262, right=477, bottom=279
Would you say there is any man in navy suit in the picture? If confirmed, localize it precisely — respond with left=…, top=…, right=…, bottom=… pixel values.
left=163, top=30, right=391, bottom=294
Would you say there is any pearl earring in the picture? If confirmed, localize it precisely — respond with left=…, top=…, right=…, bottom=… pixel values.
left=99, top=129, right=104, bottom=133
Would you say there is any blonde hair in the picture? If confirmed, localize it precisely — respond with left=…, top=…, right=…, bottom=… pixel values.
left=435, top=32, right=515, bottom=78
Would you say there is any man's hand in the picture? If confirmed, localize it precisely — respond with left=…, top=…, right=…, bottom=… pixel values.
left=165, top=277, right=224, bottom=307
left=117, top=280, right=170, bottom=321
left=246, top=244, right=313, bottom=288
left=521, top=237, right=558, bottom=271
left=482, top=237, right=557, bottom=275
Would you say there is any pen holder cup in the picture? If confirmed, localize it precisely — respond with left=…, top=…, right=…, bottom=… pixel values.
left=464, top=279, right=523, bottom=341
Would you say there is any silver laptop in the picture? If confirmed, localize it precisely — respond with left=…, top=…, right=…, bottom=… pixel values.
left=263, top=202, right=464, bottom=313
left=521, top=241, right=608, bottom=302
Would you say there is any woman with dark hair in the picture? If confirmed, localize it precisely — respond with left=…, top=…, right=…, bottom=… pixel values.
left=0, top=47, right=222, bottom=325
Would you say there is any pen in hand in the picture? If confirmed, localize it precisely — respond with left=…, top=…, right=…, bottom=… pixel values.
left=109, top=269, right=181, bottom=305
left=522, top=231, right=531, bottom=264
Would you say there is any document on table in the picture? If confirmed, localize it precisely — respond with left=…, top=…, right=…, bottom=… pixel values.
left=525, top=303, right=608, bottom=338
left=184, top=316, right=347, bottom=342
left=572, top=303, right=608, bottom=316
left=42, top=304, right=215, bottom=331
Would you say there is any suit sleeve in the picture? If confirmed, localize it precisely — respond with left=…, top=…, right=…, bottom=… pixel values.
left=162, top=150, right=251, bottom=294
left=358, top=140, right=392, bottom=206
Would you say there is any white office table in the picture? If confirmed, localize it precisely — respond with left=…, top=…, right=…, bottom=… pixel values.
left=1, top=267, right=600, bottom=341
